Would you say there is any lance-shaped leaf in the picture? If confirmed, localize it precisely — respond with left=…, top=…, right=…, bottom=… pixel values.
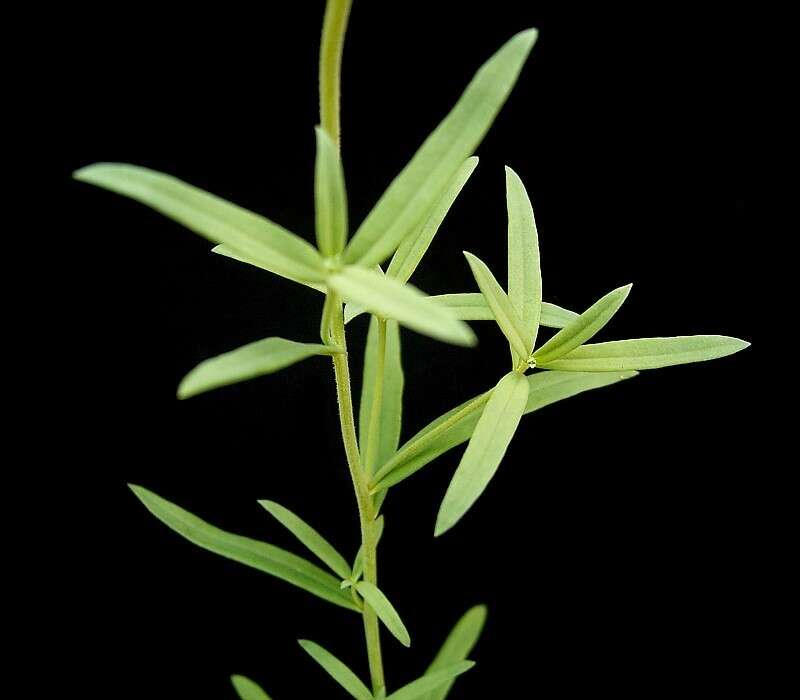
left=386, top=157, right=479, bottom=283
left=351, top=515, right=385, bottom=582
left=129, top=485, right=359, bottom=612
left=372, top=370, right=637, bottom=492
left=464, top=252, right=533, bottom=360
left=386, top=662, right=476, bottom=700
left=425, top=294, right=578, bottom=328
left=178, top=337, right=342, bottom=399
left=533, top=284, right=632, bottom=365
left=424, top=606, right=487, bottom=700
left=298, top=640, right=373, bottom=700
left=537, top=335, right=749, bottom=371
left=328, top=266, right=476, bottom=346
left=505, top=166, right=542, bottom=357
left=314, top=127, right=348, bottom=257
left=356, top=581, right=411, bottom=647
left=360, top=319, right=404, bottom=475
left=435, top=371, right=529, bottom=536
left=344, top=29, right=538, bottom=267
left=258, top=500, right=351, bottom=580
left=231, top=675, right=273, bottom=700
left=212, top=245, right=327, bottom=293
left=73, top=164, right=327, bottom=283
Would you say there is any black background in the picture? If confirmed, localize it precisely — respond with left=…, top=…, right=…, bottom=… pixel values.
left=47, top=1, right=764, bottom=697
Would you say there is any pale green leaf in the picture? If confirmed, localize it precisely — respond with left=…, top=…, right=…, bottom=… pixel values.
left=128, top=485, right=358, bottom=612
left=211, top=244, right=326, bottom=293
left=352, top=515, right=384, bottom=581
left=328, top=266, right=475, bottom=346
left=298, top=640, right=373, bottom=700
left=533, top=284, right=632, bottom=364
left=344, top=29, right=538, bottom=267
left=429, top=294, right=577, bottom=328
left=537, top=335, right=750, bottom=371
left=372, top=370, right=637, bottom=492
left=258, top=500, right=351, bottom=580
left=356, top=581, right=411, bottom=647
left=231, top=675, right=272, bottom=700
left=505, top=166, right=542, bottom=357
left=386, top=157, right=479, bottom=283
left=73, top=163, right=326, bottom=283
left=464, top=252, right=533, bottom=360
left=359, top=318, right=405, bottom=475
left=314, top=127, right=348, bottom=257
left=424, top=606, right=487, bottom=700
left=435, top=371, right=529, bottom=536
left=178, top=337, right=342, bottom=399
left=343, top=300, right=366, bottom=324
left=386, top=662, right=475, bottom=700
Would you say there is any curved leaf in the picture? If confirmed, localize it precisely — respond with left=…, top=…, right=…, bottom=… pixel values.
left=212, top=245, right=327, bottom=293
left=386, top=662, right=475, bottom=700
left=328, top=266, right=475, bottom=346
left=344, top=29, right=538, bottom=267
left=429, top=294, right=577, bottom=328
left=505, top=166, right=542, bottom=357
left=463, top=252, right=532, bottom=360
left=73, top=163, right=326, bottom=283
left=435, top=371, right=529, bottom=536
left=356, top=581, right=411, bottom=647
left=178, top=337, right=342, bottom=399
left=258, top=500, right=351, bottom=580
left=533, top=284, right=631, bottom=364
left=231, top=675, right=272, bottom=700
left=298, top=640, right=373, bottom=700
left=386, top=157, right=479, bottom=283
left=425, top=606, right=487, bottom=700
left=359, top=318, right=404, bottom=475
left=537, top=335, right=749, bottom=371
left=129, top=485, right=358, bottom=612
left=315, top=126, right=348, bottom=256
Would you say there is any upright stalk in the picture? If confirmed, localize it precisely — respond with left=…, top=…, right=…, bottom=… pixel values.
left=320, top=1, right=386, bottom=693
left=319, top=0, right=352, bottom=150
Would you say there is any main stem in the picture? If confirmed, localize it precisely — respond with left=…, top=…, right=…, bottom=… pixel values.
left=330, top=309, right=385, bottom=693
left=320, top=1, right=386, bottom=693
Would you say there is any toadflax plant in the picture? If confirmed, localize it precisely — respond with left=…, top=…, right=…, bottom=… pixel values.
left=74, top=2, right=749, bottom=698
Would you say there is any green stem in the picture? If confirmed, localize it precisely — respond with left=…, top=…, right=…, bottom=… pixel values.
left=319, top=0, right=352, bottom=149
left=330, top=306, right=386, bottom=694
left=363, top=317, right=388, bottom=476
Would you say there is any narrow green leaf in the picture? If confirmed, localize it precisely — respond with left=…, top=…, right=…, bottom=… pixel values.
left=505, top=166, right=542, bottom=358
left=533, top=284, right=632, bottom=364
left=386, top=662, right=476, bottom=700
left=298, top=640, right=373, bottom=700
left=344, top=29, right=538, bottom=267
left=463, top=252, right=533, bottom=360
left=429, top=294, right=577, bottom=328
left=425, top=606, right=487, bottom=700
left=352, top=515, right=384, bottom=581
left=128, top=485, right=359, bottom=612
left=359, top=318, right=405, bottom=475
left=435, top=371, right=529, bottom=536
left=386, top=157, right=479, bottom=283
left=356, top=581, right=411, bottom=647
left=231, top=675, right=272, bottom=700
left=314, top=126, right=348, bottom=256
left=372, top=370, right=638, bottom=492
left=258, top=500, right=351, bottom=580
left=328, top=266, right=476, bottom=346
left=178, top=337, right=341, bottom=399
left=73, top=163, right=327, bottom=283
left=211, top=244, right=327, bottom=293
left=537, top=335, right=750, bottom=371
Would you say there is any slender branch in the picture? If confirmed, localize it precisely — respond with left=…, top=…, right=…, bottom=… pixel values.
left=319, top=0, right=352, bottom=149
left=330, top=306, right=385, bottom=694
left=363, top=317, right=388, bottom=476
